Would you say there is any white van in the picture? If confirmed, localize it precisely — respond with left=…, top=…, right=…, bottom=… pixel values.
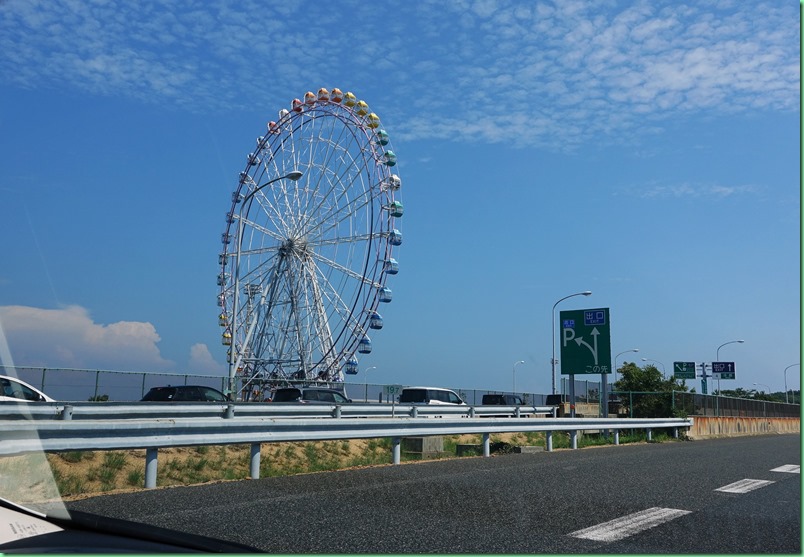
left=398, top=387, right=466, bottom=405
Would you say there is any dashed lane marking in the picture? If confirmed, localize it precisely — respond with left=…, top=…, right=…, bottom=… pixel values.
left=569, top=507, right=691, bottom=542
left=770, top=465, right=800, bottom=474
left=715, top=479, right=775, bottom=494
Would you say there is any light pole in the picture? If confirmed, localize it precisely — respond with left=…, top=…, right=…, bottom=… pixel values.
left=551, top=291, right=592, bottom=394
left=513, top=360, right=524, bottom=393
left=614, top=349, right=639, bottom=384
left=715, top=339, right=744, bottom=394
left=641, top=358, right=665, bottom=379
left=753, top=382, right=770, bottom=396
left=227, top=170, right=304, bottom=400
left=364, top=366, right=377, bottom=402
left=784, top=364, right=799, bottom=404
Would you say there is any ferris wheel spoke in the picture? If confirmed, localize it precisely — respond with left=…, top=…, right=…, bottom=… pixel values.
left=309, top=250, right=382, bottom=288
left=308, top=258, right=366, bottom=337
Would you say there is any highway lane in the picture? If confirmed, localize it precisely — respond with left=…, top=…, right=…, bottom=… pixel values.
left=68, top=434, right=800, bottom=553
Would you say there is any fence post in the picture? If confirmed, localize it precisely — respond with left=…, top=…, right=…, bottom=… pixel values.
left=250, top=443, right=260, bottom=479
left=94, top=370, right=100, bottom=400
left=145, top=448, right=158, bottom=489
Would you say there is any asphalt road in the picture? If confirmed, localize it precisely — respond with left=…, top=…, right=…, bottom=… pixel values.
left=68, top=434, right=801, bottom=553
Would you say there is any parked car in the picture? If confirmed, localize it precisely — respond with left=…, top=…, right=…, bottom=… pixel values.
left=270, top=387, right=351, bottom=404
left=481, top=394, right=524, bottom=406
left=141, top=385, right=228, bottom=402
left=398, top=387, right=466, bottom=405
left=0, top=375, right=55, bottom=402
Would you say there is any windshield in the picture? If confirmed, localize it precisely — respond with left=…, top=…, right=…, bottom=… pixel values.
left=0, top=1, right=799, bottom=554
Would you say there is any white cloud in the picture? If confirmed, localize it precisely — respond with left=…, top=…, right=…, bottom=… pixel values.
left=188, top=343, right=226, bottom=374
left=0, top=305, right=175, bottom=371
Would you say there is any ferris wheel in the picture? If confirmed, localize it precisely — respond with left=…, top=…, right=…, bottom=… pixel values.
left=217, top=88, right=402, bottom=396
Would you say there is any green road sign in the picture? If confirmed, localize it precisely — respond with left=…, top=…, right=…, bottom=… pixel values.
left=673, top=361, right=696, bottom=379
left=559, top=308, right=612, bottom=375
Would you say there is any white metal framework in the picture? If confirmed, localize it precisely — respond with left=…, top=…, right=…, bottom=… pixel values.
left=218, top=88, right=402, bottom=396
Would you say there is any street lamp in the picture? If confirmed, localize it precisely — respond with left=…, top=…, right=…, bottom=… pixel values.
left=753, top=382, right=770, bottom=395
left=513, top=360, right=524, bottom=393
left=227, top=170, right=304, bottom=400
left=715, top=339, right=744, bottom=394
left=551, top=291, right=592, bottom=394
left=784, top=364, right=799, bottom=404
left=613, top=349, right=639, bottom=383
left=641, top=358, right=666, bottom=379
left=364, top=366, right=377, bottom=402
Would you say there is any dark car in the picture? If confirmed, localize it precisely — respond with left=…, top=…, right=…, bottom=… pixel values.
left=141, top=385, right=228, bottom=402
left=270, top=387, right=351, bottom=404
left=481, top=394, right=524, bottom=406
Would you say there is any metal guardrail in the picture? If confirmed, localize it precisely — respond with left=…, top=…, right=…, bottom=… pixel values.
left=0, top=402, right=557, bottom=420
left=0, top=401, right=692, bottom=489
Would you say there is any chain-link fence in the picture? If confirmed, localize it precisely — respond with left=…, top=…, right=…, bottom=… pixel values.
left=3, top=366, right=799, bottom=418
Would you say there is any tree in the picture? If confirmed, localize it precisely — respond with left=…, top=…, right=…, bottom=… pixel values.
left=614, top=362, right=688, bottom=418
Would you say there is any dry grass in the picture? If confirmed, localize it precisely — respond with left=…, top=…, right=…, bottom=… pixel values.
left=44, top=433, right=536, bottom=499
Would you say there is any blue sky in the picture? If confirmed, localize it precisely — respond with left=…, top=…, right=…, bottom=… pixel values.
left=0, top=0, right=799, bottom=397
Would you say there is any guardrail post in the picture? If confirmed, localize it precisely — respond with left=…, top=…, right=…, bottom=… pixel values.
left=469, top=407, right=476, bottom=418
left=673, top=427, right=679, bottom=439
left=145, top=448, right=158, bottom=489
left=482, top=433, right=490, bottom=457
left=571, top=430, right=578, bottom=449
left=614, top=430, right=620, bottom=445
left=646, top=428, right=652, bottom=442
left=411, top=407, right=418, bottom=418
left=333, top=405, right=342, bottom=419
left=546, top=431, right=553, bottom=452
left=60, top=405, right=73, bottom=421
left=224, top=404, right=235, bottom=419
left=515, top=407, right=521, bottom=418
left=392, top=437, right=401, bottom=465
left=250, top=443, right=261, bottom=479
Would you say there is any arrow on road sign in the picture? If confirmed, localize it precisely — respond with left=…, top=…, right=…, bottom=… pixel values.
left=573, top=327, right=600, bottom=365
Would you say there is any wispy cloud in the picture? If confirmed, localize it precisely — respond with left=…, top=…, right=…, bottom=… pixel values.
left=0, top=0, right=797, bottom=148
left=630, top=181, right=762, bottom=199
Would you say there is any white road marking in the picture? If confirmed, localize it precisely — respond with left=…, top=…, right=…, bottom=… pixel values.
left=770, top=464, right=800, bottom=474
left=715, top=479, right=775, bottom=494
left=569, top=507, right=691, bottom=542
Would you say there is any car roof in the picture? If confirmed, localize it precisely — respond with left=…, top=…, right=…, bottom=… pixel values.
left=402, top=386, right=457, bottom=392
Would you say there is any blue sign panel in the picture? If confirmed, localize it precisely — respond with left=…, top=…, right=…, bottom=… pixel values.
left=584, top=310, right=606, bottom=326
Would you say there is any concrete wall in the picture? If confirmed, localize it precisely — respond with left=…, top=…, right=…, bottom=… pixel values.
left=687, top=417, right=800, bottom=439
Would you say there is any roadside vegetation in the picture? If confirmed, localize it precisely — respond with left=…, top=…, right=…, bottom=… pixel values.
left=47, top=430, right=681, bottom=498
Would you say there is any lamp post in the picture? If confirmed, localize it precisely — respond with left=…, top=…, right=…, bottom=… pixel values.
left=227, top=170, right=304, bottom=400
left=715, top=339, right=744, bottom=394
left=614, top=349, right=639, bottom=383
left=364, top=366, right=377, bottom=402
left=641, top=358, right=665, bottom=379
left=513, top=360, right=524, bottom=393
left=783, top=364, right=799, bottom=404
left=753, top=382, right=770, bottom=396
left=551, top=291, right=592, bottom=394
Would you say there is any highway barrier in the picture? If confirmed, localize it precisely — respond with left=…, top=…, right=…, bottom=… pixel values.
left=0, top=401, right=692, bottom=489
